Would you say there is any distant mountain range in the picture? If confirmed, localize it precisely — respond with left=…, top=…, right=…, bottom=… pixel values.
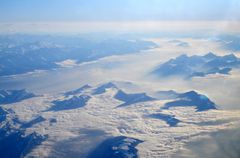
left=0, top=35, right=157, bottom=76
left=152, top=53, right=240, bottom=78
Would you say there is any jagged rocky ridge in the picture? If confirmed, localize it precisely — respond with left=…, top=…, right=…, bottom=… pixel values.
left=0, top=108, right=47, bottom=158
left=152, top=53, right=240, bottom=78
left=0, top=89, right=35, bottom=105
left=48, top=95, right=91, bottom=111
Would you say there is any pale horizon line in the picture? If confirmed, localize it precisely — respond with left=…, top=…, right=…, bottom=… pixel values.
left=0, top=20, right=240, bottom=34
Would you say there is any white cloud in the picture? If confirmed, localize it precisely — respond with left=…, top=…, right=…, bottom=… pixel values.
left=56, top=59, right=78, bottom=68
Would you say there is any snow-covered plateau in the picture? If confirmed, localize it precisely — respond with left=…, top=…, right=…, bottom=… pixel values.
left=1, top=82, right=240, bottom=158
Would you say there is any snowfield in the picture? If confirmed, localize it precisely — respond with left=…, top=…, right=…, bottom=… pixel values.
left=1, top=82, right=240, bottom=158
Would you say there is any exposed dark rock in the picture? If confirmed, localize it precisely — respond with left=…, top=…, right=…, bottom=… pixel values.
left=0, top=89, right=35, bottom=105
left=48, top=95, right=91, bottom=111
left=148, top=113, right=181, bottom=126
left=115, top=90, right=156, bottom=107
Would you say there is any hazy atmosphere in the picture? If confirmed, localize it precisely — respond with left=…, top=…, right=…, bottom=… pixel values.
left=0, top=1, right=240, bottom=158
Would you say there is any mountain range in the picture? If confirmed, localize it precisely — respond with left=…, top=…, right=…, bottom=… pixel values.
left=0, top=35, right=157, bottom=76
left=152, top=52, right=240, bottom=79
left=0, top=82, right=239, bottom=157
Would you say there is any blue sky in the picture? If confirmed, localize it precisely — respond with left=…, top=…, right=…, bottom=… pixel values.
left=0, top=0, right=240, bottom=22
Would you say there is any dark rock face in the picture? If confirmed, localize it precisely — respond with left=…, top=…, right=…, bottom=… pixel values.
left=21, top=116, right=46, bottom=128
left=0, top=125, right=47, bottom=158
left=0, top=107, right=8, bottom=123
left=0, top=107, right=47, bottom=158
left=64, top=84, right=91, bottom=96
left=0, top=89, right=35, bottom=105
left=48, top=95, right=91, bottom=111
left=163, top=91, right=217, bottom=112
left=148, top=113, right=180, bottom=126
left=87, top=136, right=143, bottom=158
left=152, top=53, right=240, bottom=78
left=114, top=90, right=156, bottom=107
left=92, top=82, right=117, bottom=95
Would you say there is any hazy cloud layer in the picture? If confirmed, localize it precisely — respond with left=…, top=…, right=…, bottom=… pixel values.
left=1, top=37, right=239, bottom=109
